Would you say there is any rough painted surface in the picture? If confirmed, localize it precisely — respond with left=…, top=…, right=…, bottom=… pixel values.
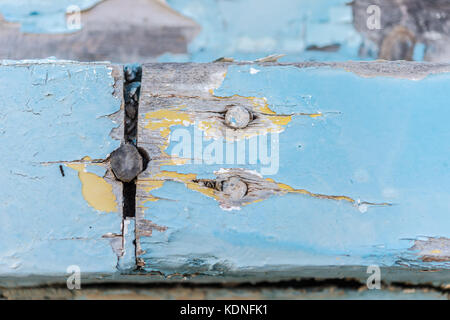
left=3, top=0, right=449, bottom=63
left=162, top=0, right=450, bottom=63
left=0, top=0, right=199, bottom=62
left=160, top=0, right=363, bottom=62
left=1, top=60, right=449, bottom=294
left=0, top=0, right=360, bottom=60
left=0, top=60, right=124, bottom=275
left=137, top=62, right=450, bottom=276
left=0, top=0, right=365, bottom=62
left=353, top=0, right=450, bottom=62
left=0, top=0, right=102, bottom=33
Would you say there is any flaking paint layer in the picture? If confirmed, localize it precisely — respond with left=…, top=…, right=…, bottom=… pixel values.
left=66, top=158, right=118, bottom=213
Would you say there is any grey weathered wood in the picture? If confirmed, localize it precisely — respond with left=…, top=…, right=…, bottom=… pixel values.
left=0, top=0, right=199, bottom=62
left=353, top=0, right=450, bottom=61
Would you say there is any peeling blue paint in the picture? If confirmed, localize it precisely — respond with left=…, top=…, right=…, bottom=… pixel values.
left=140, top=64, right=450, bottom=274
left=0, top=0, right=102, bottom=33
left=118, top=218, right=136, bottom=271
left=160, top=0, right=363, bottom=62
left=0, top=60, right=122, bottom=275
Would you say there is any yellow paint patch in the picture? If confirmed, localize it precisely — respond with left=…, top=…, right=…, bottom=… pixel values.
left=252, top=97, right=273, bottom=114
left=196, top=95, right=293, bottom=141
left=138, top=169, right=389, bottom=211
left=143, top=106, right=193, bottom=165
left=431, top=249, right=442, bottom=254
left=269, top=115, right=292, bottom=126
left=250, top=97, right=293, bottom=128
left=143, top=93, right=319, bottom=167
left=268, top=179, right=356, bottom=204
left=138, top=171, right=219, bottom=204
left=158, top=156, right=190, bottom=166
left=242, top=198, right=264, bottom=206
left=144, top=106, right=192, bottom=140
left=137, top=179, right=165, bottom=203
left=66, top=158, right=118, bottom=213
left=156, top=171, right=218, bottom=200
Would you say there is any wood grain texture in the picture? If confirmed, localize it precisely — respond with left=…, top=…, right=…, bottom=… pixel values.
left=0, top=60, right=127, bottom=275
left=0, top=0, right=200, bottom=62
left=136, top=61, right=450, bottom=277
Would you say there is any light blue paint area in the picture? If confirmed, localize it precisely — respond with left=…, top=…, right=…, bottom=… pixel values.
left=163, top=124, right=280, bottom=177
left=160, top=0, right=363, bottom=62
left=413, top=43, right=426, bottom=61
left=141, top=64, right=450, bottom=274
left=118, top=218, right=136, bottom=271
left=85, top=165, right=107, bottom=177
left=140, top=182, right=397, bottom=273
left=0, top=0, right=102, bottom=33
left=0, top=61, right=122, bottom=275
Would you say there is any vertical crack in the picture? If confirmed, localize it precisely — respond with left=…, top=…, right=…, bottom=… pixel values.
left=122, top=63, right=142, bottom=218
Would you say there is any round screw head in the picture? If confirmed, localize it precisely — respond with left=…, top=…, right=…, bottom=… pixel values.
left=221, top=176, right=248, bottom=200
left=110, top=144, right=144, bottom=183
left=225, top=106, right=251, bottom=129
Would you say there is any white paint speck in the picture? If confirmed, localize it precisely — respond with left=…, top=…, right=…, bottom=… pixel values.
left=221, top=205, right=242, bottom=211
left=249, top=67, right=260, bottom=75
left=215, top=168, right=263, bottom=178
left=356, top=199, right=369, bottom=213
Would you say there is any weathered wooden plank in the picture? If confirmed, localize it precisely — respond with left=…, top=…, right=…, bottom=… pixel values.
left=160, top=0, right=363, bottom=62
left=0, top=0, right=199, bottom=62
left=136, top=61, right=450, bottom=278
left=160, top=0, right=450, bottom=63
left=0, top=265, right=450, bottom=294
left=2, top=0, right=450, bottom=63
left=0, top=60, right=129, bottom=275
left=0, top=0, right=363, bottom=63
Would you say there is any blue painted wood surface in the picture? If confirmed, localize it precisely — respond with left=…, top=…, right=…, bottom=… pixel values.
left=0, top=0, right=439, bottom=63
left=159, top=0, right=363, bottom=62
left=137, top=62, right=450, bottom=275
left=0, top=0, right=367, bottom=61
left=0, top=59, right=448, bottom=286
left=0, top=60, right=124, bottom=275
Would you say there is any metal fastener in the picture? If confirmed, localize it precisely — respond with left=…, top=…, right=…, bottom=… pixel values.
left=221, top=176, right=248, bottom=200
left=110, top=143, right=144, bottom=183
left=225, top=106, right=252, bottom=129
